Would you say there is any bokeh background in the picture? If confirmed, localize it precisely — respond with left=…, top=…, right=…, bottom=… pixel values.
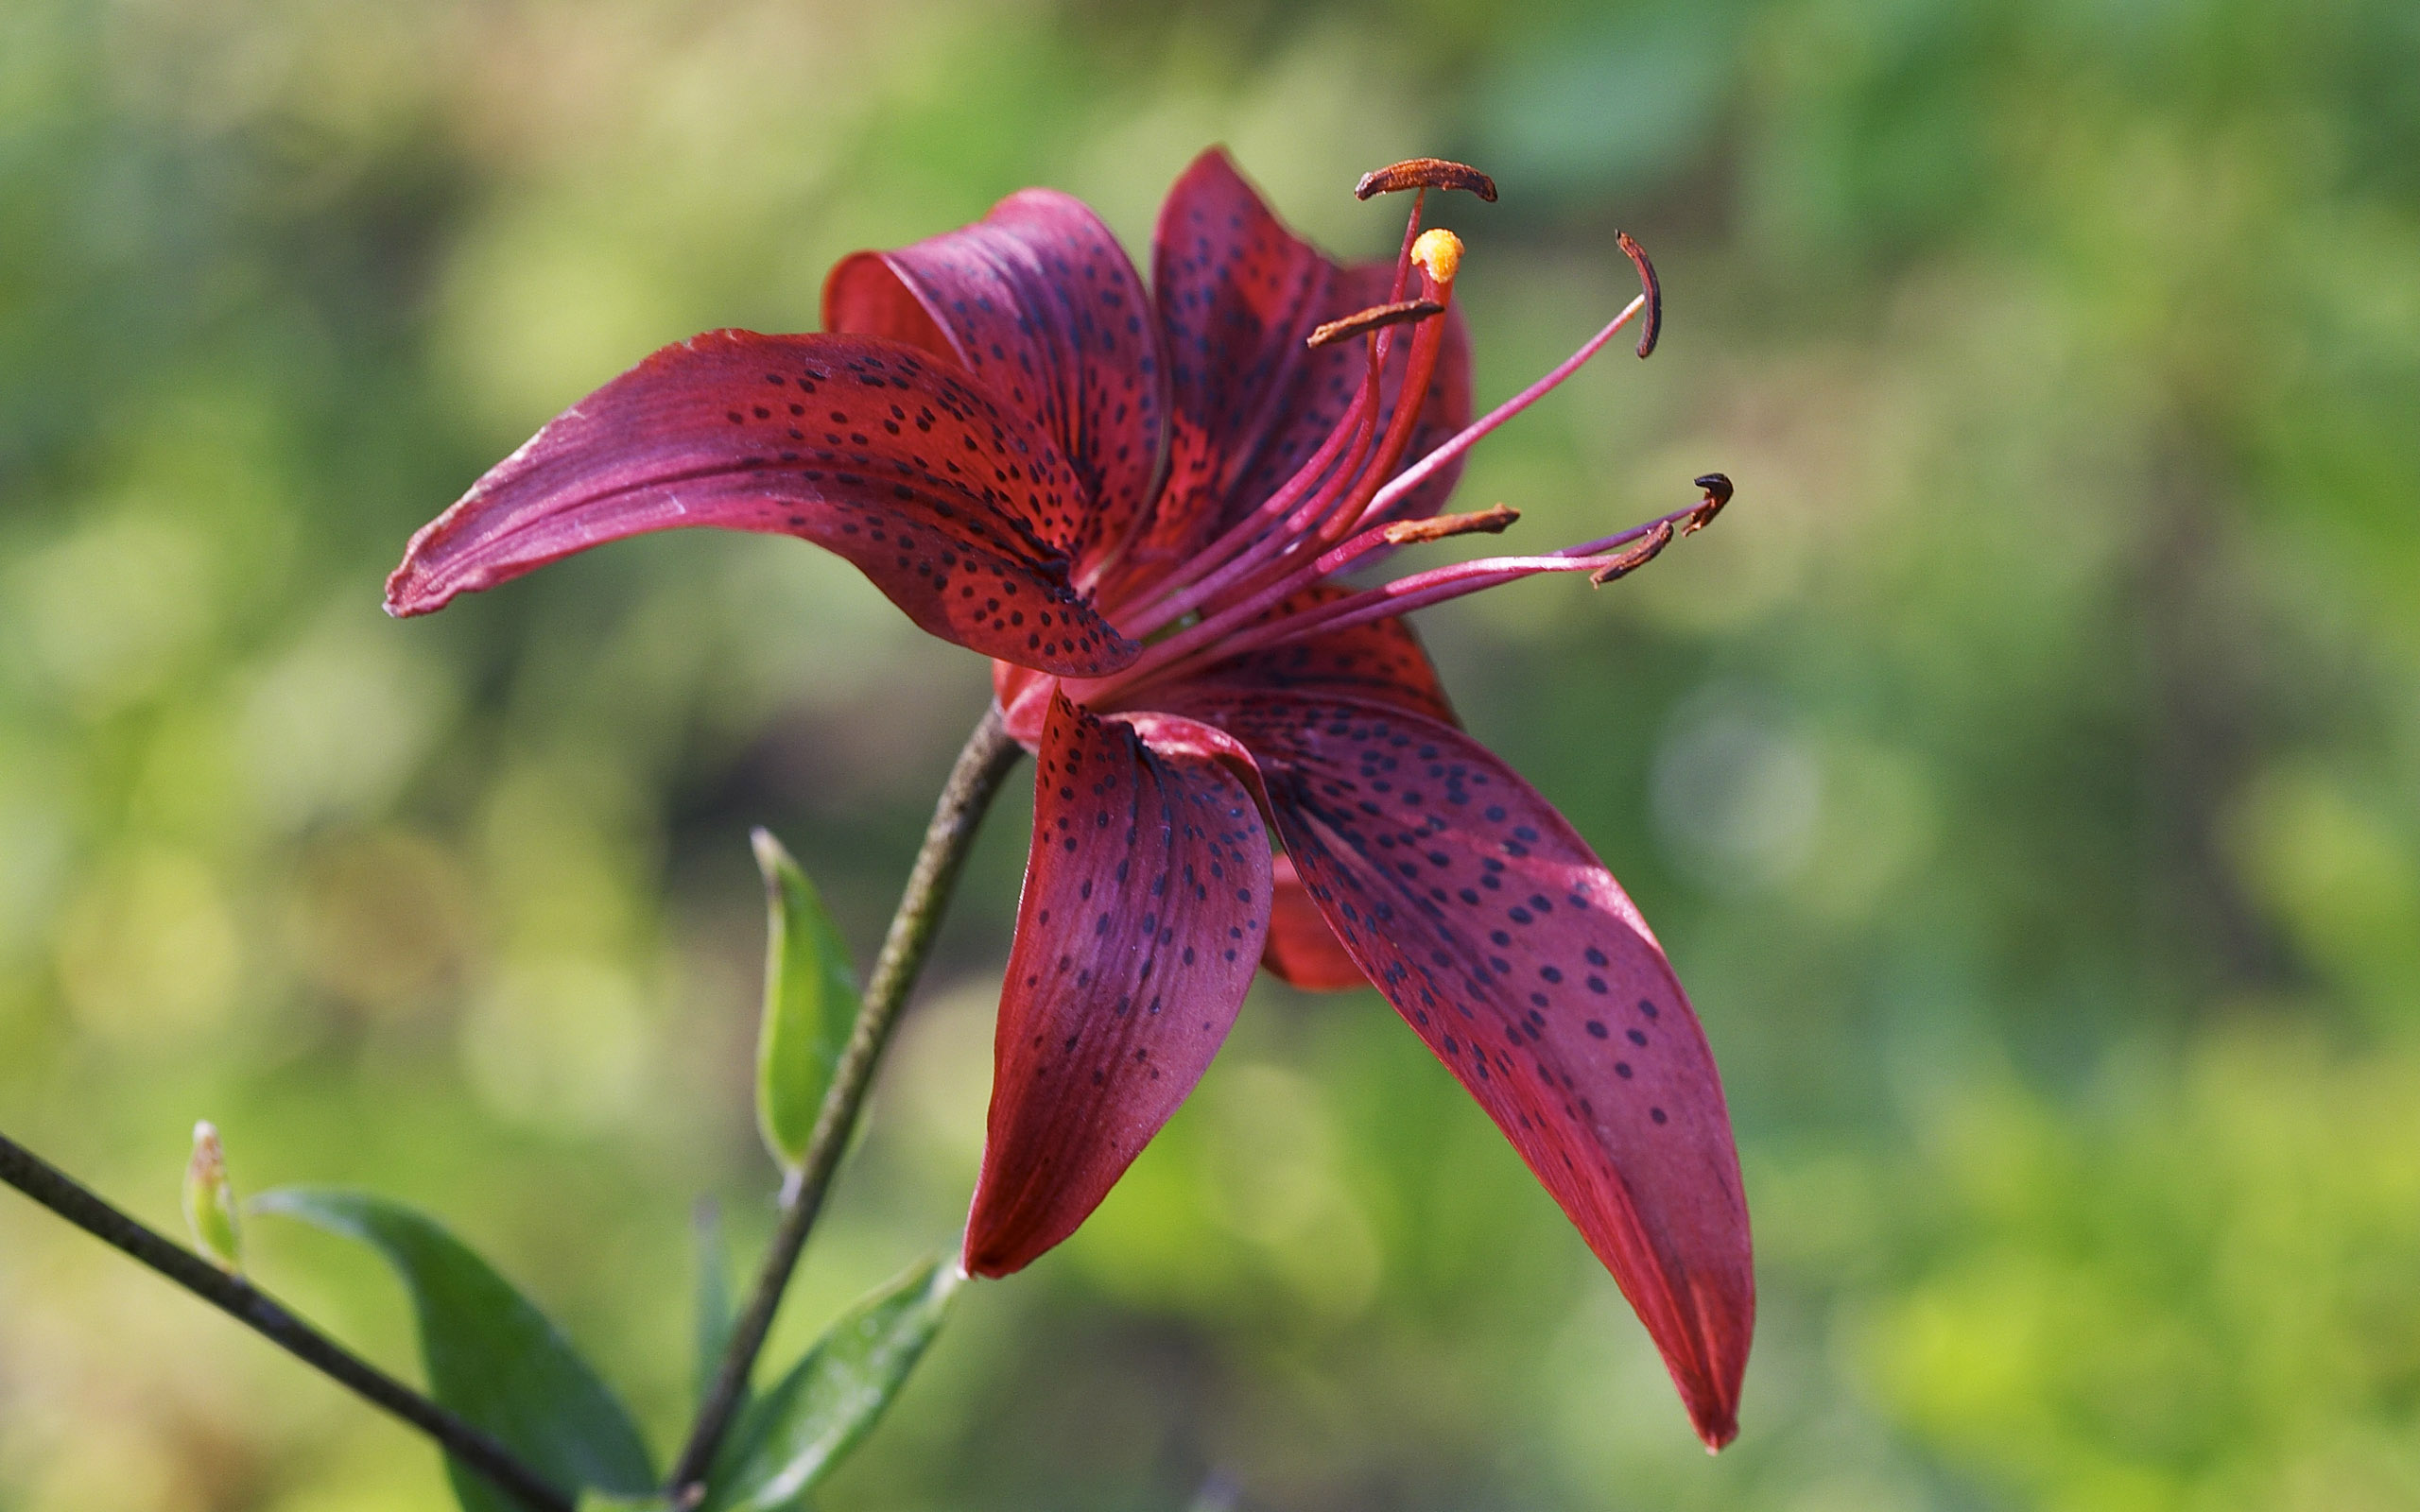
left=6, top=0, right=2420, bottom=1507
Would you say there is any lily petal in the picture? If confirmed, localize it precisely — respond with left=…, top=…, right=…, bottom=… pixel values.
left=386, top=331, right=1136, bottom=678
left=964, top=691, right=1270, bottom=1278
left=1126, top=148, right=1471, bottom=588
left=1161, top=687, right=1753, bottom=1449
left=823, top=189, right=1169, bottom=576
left=1261, top=854, right=1368, bottom=990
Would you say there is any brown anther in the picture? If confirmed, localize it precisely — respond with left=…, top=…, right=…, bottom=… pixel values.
left=1683, top=472, right=1732, bottom=535
left=1307, top=299, right=1446, bottom=350
left=1380, top=503, right=1520, bottom=546
left=1589, top=521, right=1677, bottom=586
left=1355, top=158, right=1499, bottom=202
left=1616, top=231, right=1662, bottom=359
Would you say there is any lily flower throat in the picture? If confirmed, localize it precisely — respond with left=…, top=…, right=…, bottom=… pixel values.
left=1074, top=161, right=1730, bottom=714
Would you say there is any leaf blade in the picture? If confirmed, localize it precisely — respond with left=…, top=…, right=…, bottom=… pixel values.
left=253, top=1187, right=656, bottom=1512
left=701, top=1256, right=961, bottom=1511
left=752, top=829, right=862, bottom=1172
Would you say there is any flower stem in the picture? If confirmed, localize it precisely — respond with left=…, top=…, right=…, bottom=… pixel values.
left=668, top=704, right=1024, bottom=1500
left=0, top=1130, right=574, bottom=1512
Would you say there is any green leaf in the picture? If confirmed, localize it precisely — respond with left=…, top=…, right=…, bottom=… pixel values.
left=578, top=1496, right=672, bottom=1512
left=700, top=1255, right=961, bottom=1511
left=752, top=828, right=862, bottom=1172
left=252, top=1188, right=657, bottom=1512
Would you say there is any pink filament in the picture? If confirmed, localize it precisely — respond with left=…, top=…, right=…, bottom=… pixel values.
left=1077, top=223, right=1683, bottom=713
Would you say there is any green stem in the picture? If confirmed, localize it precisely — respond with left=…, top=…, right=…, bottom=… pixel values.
left=668, top=704, right=1023, bottom=1500
left=0, top=1131, right=574, bottom=1512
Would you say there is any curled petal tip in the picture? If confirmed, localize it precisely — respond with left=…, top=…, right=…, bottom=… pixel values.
left=1355, top=157, right=1499, bottom=202
left=1693, top=1400, right=1741, bottom=1452
left=381, top=565, right=440, bottom=618
left=959, top=1233, right=1014, bottom=1280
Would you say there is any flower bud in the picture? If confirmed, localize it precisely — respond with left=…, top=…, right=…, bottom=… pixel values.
left=183, top=1121, right=242, bottom=1272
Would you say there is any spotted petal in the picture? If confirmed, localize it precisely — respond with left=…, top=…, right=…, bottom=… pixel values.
left=824, top=190, right=1168, bottom=576
left=965, top=691, right=1270, bottom=1278
left=1261, top=855, right=1367, bottom=990
left=386, top=331, right=1136, bottom=677
left=1158, top=687, right=1753, bottom=1449
left=1182, top=588, right=1456, bottom=724
left=1131, top=148, right=1472, bottom=587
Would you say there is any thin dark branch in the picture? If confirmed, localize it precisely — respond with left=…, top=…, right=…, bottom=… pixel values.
left=0, top=1131, right=576, bottom=1512
left=668, top=704, right=1023, bottom=1499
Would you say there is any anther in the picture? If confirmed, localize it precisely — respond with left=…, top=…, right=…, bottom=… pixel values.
left=1616, top=231, right=1662, bottom=359
left=1590, top=521, right=1676, bottom=586
left=1356, top=158, right=1499, bottom=202
left=1684, top=473, right=1732, bottom=535
left=1411, top=229, right=1463, bottom=285
left=1381, top=504, right=1520, bottom=546
left=1307, top=299, right=1445, bottom=350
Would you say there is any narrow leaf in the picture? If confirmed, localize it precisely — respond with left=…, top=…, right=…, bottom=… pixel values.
left=752, top=829, right=862, bottom=1172
left=252, top=1188, right=656, bottom=1512
left=700, top=1256, right=961, bottom=1511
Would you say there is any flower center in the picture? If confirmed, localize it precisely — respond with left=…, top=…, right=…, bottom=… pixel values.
left=1076, top=159, right=1720, bottom=710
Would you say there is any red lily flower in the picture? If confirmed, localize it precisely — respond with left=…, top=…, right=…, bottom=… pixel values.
left=387, top=149, right=1753, bottom=1449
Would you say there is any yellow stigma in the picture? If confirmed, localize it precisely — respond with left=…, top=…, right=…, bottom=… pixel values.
left=1411, top=227, right=1463, bottom=285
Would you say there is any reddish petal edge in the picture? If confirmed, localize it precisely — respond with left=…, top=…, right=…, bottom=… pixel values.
left=386, top=330, right=1136, bottom=679
left=964, top=690, right=1270, bottom=1277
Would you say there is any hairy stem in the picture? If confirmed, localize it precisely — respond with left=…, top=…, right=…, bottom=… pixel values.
left=0, top=1132, right=574, bottom=1512
left=669, top=704, right=1024, bottom=1499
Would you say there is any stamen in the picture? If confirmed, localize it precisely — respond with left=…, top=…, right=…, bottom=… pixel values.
left=1381, top=503, right=1518, bottom=545
left=1106, top=480, right=1727, bottom=703
left=1588, top=521, right=1674, bottom=585
left=1362, top=287, right=1649, bottom=524
left=1387, top=190, right=1426, bottom=302
left=1617, top=232, right=1662, bottom=358
left=1307, top=299, right=1445, bottom=349
left=1356, top=158, right=1499, bottom=202
left=1120, top=208, right=1454, bottom=627
left=1684, top=472, right=1732, bottom=534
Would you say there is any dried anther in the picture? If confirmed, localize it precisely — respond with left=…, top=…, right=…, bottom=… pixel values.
left=1617, top=232, right=1662, bottom=359
left=1380, top=503, right=1520, bottom=545
left=1355, top=157, right=1500, bottom=202
left=1685, top=472, right=1732, bottom=534
left=1306, top=299, right=1446, bottom=349
left=1590, top=520, right=1677, bottom=585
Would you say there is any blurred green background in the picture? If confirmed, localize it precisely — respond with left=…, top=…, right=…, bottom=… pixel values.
left=6, top=0, right=2420, bottom=1507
